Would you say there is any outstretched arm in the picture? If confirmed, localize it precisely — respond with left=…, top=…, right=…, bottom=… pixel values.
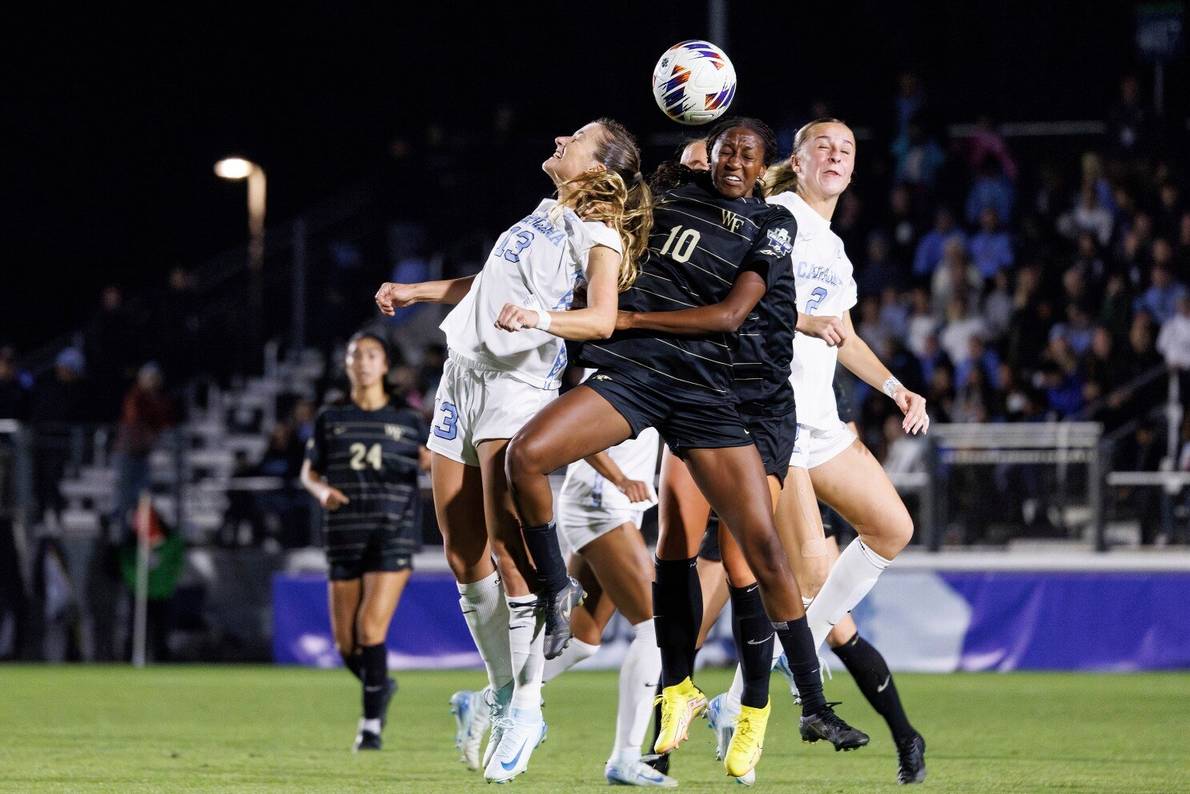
left=616, top=270, right=767, bottom=335
left=836, top=311, right=930, bottom=434
left=375, top=275, right=476, bottom=315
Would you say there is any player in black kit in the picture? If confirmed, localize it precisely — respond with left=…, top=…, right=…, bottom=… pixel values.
left=505, top=117, right=864, bottom=763
left=301, top=331, right=429, bottom=752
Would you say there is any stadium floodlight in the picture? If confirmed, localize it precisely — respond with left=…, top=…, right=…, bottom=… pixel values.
left=213, top=157, right=256, bottom=180
left=214, top=156, right=267, bottom=352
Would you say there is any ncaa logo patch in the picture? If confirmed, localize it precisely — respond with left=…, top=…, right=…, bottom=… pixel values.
left=758, top=227, right=793, bottom=258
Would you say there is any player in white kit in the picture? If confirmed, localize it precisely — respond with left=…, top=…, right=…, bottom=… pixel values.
left=374, top=118, right=652, bottom=783
left=708, top=119, right=929, bottom=785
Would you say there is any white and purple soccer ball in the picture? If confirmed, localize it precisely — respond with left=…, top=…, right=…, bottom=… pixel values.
left=651, top=40, right=737, bottom=126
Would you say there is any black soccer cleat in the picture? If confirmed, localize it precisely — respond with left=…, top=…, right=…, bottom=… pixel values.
left=799, top=702, right=870, bottom=751
left=642, top=752, right=670, bottom=776
left=896, top=732, right=927, bottom=784
left=380, top=677, right=398, bottom=729
left=541, top=576, right=584, bottom=660
left=353, top=730, right=382, bottom=752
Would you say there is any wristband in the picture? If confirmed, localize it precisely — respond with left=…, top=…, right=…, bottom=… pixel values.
left=534, top=310, right=552, bottom=332
left=882, top=377, right=903, bottom=399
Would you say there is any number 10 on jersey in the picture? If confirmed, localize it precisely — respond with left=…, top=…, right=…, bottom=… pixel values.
left=658, top=225, right=701, bottom=263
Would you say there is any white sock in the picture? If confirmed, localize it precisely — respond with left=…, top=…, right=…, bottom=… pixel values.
left=458, top=571, right=513, bottom=692
left=360, top=717, right=381, bottom=734
left=507, top=595, right=545, bottom=712
left=611, top=619, right=661, bottom=763
left=543, top=638, right=600, bottom=683
left=806, top=539, right=891, bottom=649
left=723, top=664, right=743, bottom=720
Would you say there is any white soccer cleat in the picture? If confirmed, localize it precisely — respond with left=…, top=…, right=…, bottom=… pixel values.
left=449, top=689, right=490, bottom=770
left=705, top=693, right=737, bottom=762
left=483, top=707, right=547, bottom=784
left=774, top=652, right=831, bottom=705
left=604, top=758, right=678, bottom=788
left=481, top=684, right=513, bottom=770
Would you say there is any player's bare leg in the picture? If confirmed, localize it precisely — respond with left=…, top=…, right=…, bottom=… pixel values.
left=803, top=440, right=913, bottom=648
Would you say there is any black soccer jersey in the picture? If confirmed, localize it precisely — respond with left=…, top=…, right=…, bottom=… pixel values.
left=733, top=251, right=797, bottom=413
left=582, top=173, right=797, bottom=402
left=305, top=401, right=427, bottom=546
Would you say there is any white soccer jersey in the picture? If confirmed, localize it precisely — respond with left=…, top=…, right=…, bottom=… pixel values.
left=768, top=191, right=858, bottom=431
left=560, top=425, right=661, bottom=512
left=440, top=199, right=622, bottom=390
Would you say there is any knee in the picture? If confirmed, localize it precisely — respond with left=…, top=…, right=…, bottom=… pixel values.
left=504, top=432, right=548, bottom=484
left=444, top=535, right=489, bottom=581
left=742, top=533, right=789, bottom=587
left=356, top=619, right=387, bottom=647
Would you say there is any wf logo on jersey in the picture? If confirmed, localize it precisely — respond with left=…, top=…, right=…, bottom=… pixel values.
left=384, top=424, right=404, bottom=441
left=759, top=227, right=793, bottom=258
left=720, top=209, right=744, bottom=234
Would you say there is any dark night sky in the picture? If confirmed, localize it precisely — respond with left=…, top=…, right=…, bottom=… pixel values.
left=7, top=2, right=1173, bottom=352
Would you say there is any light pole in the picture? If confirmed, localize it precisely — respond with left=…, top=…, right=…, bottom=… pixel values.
left=215, top=157, right=267, bottom=370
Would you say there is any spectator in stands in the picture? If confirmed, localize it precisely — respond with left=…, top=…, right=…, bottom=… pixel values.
left=84, top=286, right=139, bottom=421
left=1083, top=326, right=1121, bottom=407
left=1155, top=182, right=1182, bottom=239
left=939, top=296, right=987, bottom=367
left=968, top=207, right=1014, bottom=279
left=111, top=363, right=175, bottom=539
left=886, top=184, right=919, bottom=266
left=32, top=348, right=89, bottom=527
left=0, top=347, right=30, bottom=420
left=1071, top=232, right=1107, bottom=285
left=915, top=332, right=952, bottom=386
left=1135, top=258, right=1186, bottom=325
left=965, top=159, right=1015, bottom=226
left=905, top=287, right=936, bottom=357
left=983, top=270, right=1014, bottom=340
left=1176, top=212, right=1190, bottom=268
left=924, top=361, right=955, bottom=423
left=1058, top=185, right=1114, bottom=246
left=894, top=71, right=927, bottom=136
left=931, top=239, right=982, bottom=318
left=1049, top=303, right=1095, bottom=357
left=856, top=295, right=891, bottom=354
left=952, top=361, right=993, bottom=423
left=964, top=115, right=1018, bottom=181
left=955, top=336, right=1002, bottom=393
left=1106, top=74, right=1151, bottom=156
left=1007, top=264, right=1054, bottom=369
left=913, top=206, right=965, bottom=279
left=892, top=119, right=946, bottom=189
left=1098, top=273, right=1133, bottom=340
left=1157, top=295, right=1190, bottom=371
left=879, top=286, right=910, bottom=342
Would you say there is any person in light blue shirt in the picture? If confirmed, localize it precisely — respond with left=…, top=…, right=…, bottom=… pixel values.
left=1134, top=259, right=1187, bottom=325
left=913, top=206, right=965, bottom=279
left=968, top=208, right=1014, bottom=279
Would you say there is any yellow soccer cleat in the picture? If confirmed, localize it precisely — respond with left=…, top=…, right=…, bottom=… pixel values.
left=653, top=677, right=708, bottom=754
left=724, top=700, right=771, bottom=779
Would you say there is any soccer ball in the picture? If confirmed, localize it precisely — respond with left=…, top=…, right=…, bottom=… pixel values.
left=651, top=40, right=737, bottom=126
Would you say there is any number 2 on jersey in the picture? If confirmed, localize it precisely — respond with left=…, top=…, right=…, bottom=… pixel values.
left=349, top=443, right=383, bottom=471
left=806, top=287, right=829, bottom=315
left=658, top=225, right=701, bottom=263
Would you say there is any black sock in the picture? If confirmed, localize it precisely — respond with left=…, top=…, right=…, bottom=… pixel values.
left=653, top=556, right=701, bottom=687
left=771, top=615, right=826, bottom=715
left=522, top=521, right=569, bottom=593
left=729, top=584, right=773, bottom=708
left=360, top=643, right=388, bottom=721
left=342, top=650, right=364, bottom=682
left=833, top=633, right=915, bottom=741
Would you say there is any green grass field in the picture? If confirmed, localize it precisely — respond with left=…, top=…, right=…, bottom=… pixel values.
left=0, top=666, right=1187, bottom=793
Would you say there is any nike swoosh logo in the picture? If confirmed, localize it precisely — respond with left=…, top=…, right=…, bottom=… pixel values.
left=876, top=675, right=891, bottom=693
left=637, top=771, right=665, bottom=783
left=500, top=738, right=530, bottom=771
left=746, top=634, right=775, bottom=646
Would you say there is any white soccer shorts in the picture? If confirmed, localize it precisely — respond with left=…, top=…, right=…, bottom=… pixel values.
left=789, top=419, right=857, bottom=470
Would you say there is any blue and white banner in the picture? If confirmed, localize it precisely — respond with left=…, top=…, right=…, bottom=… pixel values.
left=273, top=567, right=1190, bottom=672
